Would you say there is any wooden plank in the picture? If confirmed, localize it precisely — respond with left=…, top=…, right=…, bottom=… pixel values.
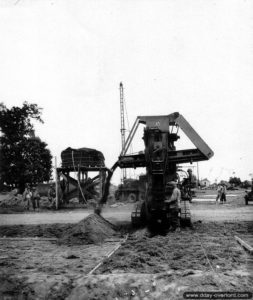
left=88, top=234, right=129, bottom=275
left=235, top=236, right=253, bottom=254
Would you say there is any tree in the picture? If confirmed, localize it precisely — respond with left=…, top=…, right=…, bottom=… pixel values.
left=0, top=102, right=52, bottom=192
left=241, top=180, right=251, bottom=189
left=229, top=176, right=241, bottom=187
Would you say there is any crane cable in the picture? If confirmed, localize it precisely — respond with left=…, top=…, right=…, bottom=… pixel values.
left=124, top=99, right=132, bottom=153
left=123, top=92, right=135, bottom=178
left=71, top=150, right=87, bottom=204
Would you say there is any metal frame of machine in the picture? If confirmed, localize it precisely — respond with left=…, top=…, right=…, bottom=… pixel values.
left=98, top=112, right=213, bottom=227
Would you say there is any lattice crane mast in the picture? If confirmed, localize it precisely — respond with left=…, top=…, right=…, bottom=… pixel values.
left=119, top=82, right=126, bottom=181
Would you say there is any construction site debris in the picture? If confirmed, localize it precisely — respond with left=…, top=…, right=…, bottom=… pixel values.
left=0, top=192, right=55, bottom=210
left=235, top=235, right=253, bottom=254
left=69, top=197, right=79, bottom=204
left=0, top=193, right=23, bottom=207
left=58, top=214, right=118, bottom=245
left=65, top=252, right=80, bottom=259
left=39, top=196, right=54, bottom=208
left=110, top=202, right=126, bottom=208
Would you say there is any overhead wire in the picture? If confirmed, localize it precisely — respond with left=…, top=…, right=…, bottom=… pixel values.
left=124, top=94, right=133, bottom=154
left=123, top=88, right=136, bottom=178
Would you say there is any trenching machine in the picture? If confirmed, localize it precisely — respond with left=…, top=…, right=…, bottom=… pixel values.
left=97, top=112, right=213, bottom=227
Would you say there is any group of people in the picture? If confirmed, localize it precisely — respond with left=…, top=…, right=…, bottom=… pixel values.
left=164, top=180, right=227, bottom=231
left=22, top=184, right=40, bottom=211
left=216, top=184, right=227, bottom=204
left=22, top=183, right=56, bottom=211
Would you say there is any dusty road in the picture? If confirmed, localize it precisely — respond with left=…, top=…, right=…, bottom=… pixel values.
left=0, top=204, right=252, bottom=225
left=0, top=198, right=252, bottom=225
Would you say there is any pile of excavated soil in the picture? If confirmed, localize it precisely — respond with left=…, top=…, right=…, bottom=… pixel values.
left=58, top=213, right=118, bottom=245
left=0, top=214, right=120, bottom=242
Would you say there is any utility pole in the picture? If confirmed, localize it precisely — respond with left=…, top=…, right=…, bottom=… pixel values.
left=197, top=162, right=200, bottom=187
left=120, top=82, right=126, bottom=182
left=55, top=156, right=59, bottom=209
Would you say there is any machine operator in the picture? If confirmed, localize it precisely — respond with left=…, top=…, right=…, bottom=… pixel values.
left=165, top=181, right=181, bottom=231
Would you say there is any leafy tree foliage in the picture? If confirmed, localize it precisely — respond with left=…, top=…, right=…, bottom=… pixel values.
left=0, top=102, right=52, bottom=191
left=241, top=180, right=251, bottom=189
left=229, top=176, right=242, bottom=187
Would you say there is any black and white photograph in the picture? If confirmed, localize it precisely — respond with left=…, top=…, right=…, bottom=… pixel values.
left=0, top=0, right=252, bottom=299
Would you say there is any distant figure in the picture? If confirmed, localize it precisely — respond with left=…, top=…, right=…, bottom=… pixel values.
left=216, top=185, right=222, bottom=202
left=23, top=184, right=33, bottom=210
left=165, top=181, right=181, bottom=231
left=220, top=184, right=227, bottom=204
left=48, top=184, right=56, bottom=202
left=32, top=186, right=40, bottom=211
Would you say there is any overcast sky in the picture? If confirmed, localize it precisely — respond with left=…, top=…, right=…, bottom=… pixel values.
left=0, top=0, right=253, bottom=184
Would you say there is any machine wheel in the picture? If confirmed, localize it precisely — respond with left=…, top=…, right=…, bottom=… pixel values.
left=139, top=193, right=145, bottom=202
left=128, top=193, right=137, bottom=203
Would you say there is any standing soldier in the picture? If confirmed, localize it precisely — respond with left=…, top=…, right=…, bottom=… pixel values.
left=216, top=184, right=222, bottom=203
left=48, top=183, right=57, bottom=208
left=187, top=168, right=197, bottom=201
left=23, top=184, right=33, bottom=210
left=48, top=184, right=56, bottom=202
left=165, top=181, right=181, bottom=231
left=220, top=184, right=227, bottom=204
left=187, top=168, right=197, bottom=185
left=32, top=186, right=40, bottom=211
left=181, top=169, right=196, bottom=202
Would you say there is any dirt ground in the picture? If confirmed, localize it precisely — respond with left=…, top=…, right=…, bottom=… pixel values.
left=0, top=190, right=252, bottom=299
